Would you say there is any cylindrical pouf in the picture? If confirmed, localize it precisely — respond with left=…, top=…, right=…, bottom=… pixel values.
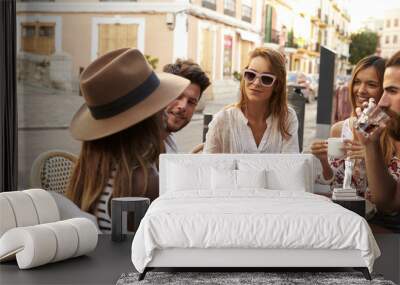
left=0, top=226, right=57, bottom=269
left=64, top=218, right=98, bottom=257
left=23, top=189, right=60, bottom=224
left=42, top=220, right=79, bottom=262
left=111, top=197, right=150, bottom=242
left=0, top=196, right=17, bottom=237
left=0, top=192, right=39, bottom=227
left=0, top=218, right=97, bottom=269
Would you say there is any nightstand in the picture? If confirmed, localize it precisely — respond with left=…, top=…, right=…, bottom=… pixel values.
left=332, top=196, right=365, bottom=217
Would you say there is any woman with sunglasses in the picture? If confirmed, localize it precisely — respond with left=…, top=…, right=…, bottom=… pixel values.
left=203, top=47, right=299, bottom=153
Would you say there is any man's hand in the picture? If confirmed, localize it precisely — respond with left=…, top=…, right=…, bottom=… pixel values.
left=354, top=101, right=385, bottom=146
left=354, top=124, right=385, bottom=146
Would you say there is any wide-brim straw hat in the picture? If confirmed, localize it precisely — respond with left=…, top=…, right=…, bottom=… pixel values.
left=70, top=48, right=190, bottom=141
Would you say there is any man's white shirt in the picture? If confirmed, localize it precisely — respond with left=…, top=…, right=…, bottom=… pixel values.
left=164, top=133, right=178, bottom=153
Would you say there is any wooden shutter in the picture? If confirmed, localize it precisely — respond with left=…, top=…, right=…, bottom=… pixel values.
left=98, top=23, right=138, bottom=57
left=21, top=22, right=55, bottom=55
left=200, top=28, right=213, bottom=79
left=21, top=23, right=36, bottom=53
left=36, top=23, right=55, bottom=55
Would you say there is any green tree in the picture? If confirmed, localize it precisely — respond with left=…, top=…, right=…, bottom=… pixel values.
left=349, top=31, right=378, bottom=65
left=145, top=55, right=159, bottom=70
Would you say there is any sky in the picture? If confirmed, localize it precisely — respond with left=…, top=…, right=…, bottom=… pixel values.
left=347, top=0, right=400, bottom=31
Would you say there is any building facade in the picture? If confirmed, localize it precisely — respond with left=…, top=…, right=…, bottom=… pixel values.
left=380, top=8, right=400, bottom=59
left=262, top=0, right=351, bottom=75
left=16, top=0, right=263, bottom=99
left=16, top=0, right=352, bottom=98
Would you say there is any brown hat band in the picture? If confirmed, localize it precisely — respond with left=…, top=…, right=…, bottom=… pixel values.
left=88, top=72, right=160, bottom=120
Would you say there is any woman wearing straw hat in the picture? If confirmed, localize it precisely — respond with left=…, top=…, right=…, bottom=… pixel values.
left=66, top=48, right=190, bottom=233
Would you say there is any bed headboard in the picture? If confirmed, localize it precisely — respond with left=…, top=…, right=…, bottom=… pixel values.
left=159, top=154, right=316, bottom=195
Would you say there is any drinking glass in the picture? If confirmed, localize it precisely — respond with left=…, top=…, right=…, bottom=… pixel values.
left=354, top=106, right=390, bottom=137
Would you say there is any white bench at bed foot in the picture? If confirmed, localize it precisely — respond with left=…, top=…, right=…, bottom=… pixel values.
left=137, top=248, right=371, bottom=281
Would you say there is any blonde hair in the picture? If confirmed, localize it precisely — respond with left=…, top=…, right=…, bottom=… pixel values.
left=66, top=115, right=162, bottom=214
left=236, top=47, right=291, bottom=140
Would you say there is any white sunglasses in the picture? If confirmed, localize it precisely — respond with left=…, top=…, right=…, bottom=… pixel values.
left=243, top=69, right=277, bottom=87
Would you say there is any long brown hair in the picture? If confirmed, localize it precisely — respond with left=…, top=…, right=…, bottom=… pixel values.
left=66, top=114, right=162, bottom=214
left=348, top=55, right=395, bottom=163
left=236, top=47, right=291, bottom=140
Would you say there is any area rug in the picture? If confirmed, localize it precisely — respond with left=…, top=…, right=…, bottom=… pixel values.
left=116, top=271, right=396, bottom=285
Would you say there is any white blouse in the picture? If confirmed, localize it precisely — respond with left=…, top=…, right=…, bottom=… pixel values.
left=203, top=106, right=299, bottom=154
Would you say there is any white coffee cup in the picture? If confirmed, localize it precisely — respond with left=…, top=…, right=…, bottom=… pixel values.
left=327, top=137, right=345, bottom=159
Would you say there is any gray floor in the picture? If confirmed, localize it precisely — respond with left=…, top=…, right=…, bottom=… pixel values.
left=374, top=234, right=400, bottom=284
left=1, top=235, right=398, bottom=285
left=0, top=235, right=134, bottom=285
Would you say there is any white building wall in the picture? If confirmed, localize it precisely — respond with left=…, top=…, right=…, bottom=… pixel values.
left=381, top=8, right=400, bottom=59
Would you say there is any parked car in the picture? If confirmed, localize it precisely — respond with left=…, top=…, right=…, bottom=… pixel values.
left=335, top=74, right=350, bottom=89
left=287, top=72, right=316, bottom=103
left=308, top=73, right=319, bottom=100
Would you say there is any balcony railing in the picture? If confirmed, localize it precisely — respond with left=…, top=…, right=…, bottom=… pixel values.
left=224, top=8, right=236, bottom=17
left=242, top=15, right=251, bottom=23
left=202, top=0, right=217, bottom=10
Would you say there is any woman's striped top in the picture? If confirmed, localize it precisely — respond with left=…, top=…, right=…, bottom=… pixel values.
left=94, top=165, right=159, bottom=234
left=95, top=170, right=116, bottom=233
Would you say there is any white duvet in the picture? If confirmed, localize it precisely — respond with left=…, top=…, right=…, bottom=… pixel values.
left=131, top=190, right=380, bottom=273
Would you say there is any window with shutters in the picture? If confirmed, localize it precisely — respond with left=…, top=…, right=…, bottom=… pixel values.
left=224, top=0, right=236, bottom=17
left=242, top=4, right=252, bottom=23
left=97, top=24, right=138, bottom=57
left=21, top=22, right=55, bottom=55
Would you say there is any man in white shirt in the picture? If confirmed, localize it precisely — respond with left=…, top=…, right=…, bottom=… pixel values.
left=162, top=59, right=211, bottom=153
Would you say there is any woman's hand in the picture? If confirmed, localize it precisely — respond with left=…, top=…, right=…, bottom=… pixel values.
left=343, top=139, right=366, bottom=160
left=311, top=140, right=334, bottom=181
left=310, top=140, right=328, bottom=162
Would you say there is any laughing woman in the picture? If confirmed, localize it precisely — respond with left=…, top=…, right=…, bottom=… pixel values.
left=311, top=55, right=400, bottom=195
left=203, top=47, right=299, bottom=153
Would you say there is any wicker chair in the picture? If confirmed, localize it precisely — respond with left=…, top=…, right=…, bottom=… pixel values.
left=30, top=150, right=78, bottom=195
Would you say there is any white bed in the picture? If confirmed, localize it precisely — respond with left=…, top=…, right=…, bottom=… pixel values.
left=131, top=154, right=380, bottom=280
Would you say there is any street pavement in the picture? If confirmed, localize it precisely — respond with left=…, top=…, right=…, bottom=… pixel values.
left=17, top=84, right=317, bottom=188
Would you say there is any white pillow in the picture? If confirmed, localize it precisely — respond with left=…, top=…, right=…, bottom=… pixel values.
left=237, top=169, right=267, bottom=189
left=266, top=167, right=306, bottom=191
left=211, top=169, right=267, bottom=190
left=238, top=160, right=308, bottom=191
left=211, top=168, right=236, bottom=190
left=167, top=160, right=236, bottom=191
